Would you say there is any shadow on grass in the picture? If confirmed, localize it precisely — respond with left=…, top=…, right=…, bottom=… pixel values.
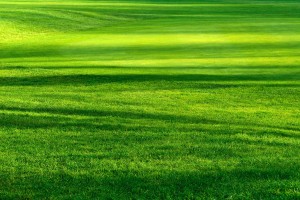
left=1, top=65, right=300, bottom=71
left=1, top=165, right=299, bottom=199
left=0, top=105, right=299, bottom=138
left=0, top=74, right=299, bottom=87
left=2, top=42, right=300, bottom=59
left=40, top=65, right=300, bottom=70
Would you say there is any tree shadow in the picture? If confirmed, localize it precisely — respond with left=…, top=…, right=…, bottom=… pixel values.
left=2, top=42, right=300, bottom=59
left=0, top=74, right=299, bottom=87
left=1, top=164, right=299, bottom=199
left=0, top=105, right=299, bottom=139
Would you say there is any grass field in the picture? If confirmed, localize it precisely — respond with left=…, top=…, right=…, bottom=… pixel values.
left=0, top=0, right=300, bottom=199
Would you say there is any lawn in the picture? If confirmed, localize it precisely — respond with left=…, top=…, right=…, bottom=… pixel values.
left=0, top=0, right=300, bottom=199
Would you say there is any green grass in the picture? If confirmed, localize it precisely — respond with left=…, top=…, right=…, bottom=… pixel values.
left=0, top=0, right=300, bottom=199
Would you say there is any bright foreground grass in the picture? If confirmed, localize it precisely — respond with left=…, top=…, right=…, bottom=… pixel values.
left=0, top=0, right=300, bottom=199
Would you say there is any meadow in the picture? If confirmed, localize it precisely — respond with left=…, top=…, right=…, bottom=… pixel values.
left=0, top=0, right=300, bottom=199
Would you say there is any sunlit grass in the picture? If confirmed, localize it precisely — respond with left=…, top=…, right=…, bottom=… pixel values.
left=0, top=0, right=300, bottom=199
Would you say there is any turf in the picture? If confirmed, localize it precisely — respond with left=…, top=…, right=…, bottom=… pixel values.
left=0, top=0, right=300, bottom=199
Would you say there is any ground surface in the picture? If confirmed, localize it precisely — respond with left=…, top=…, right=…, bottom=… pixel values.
left=0, top=0, right=300, bottom=199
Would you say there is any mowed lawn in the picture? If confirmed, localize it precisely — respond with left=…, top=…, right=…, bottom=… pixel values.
left=0, top=0, right=300, bottom=199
